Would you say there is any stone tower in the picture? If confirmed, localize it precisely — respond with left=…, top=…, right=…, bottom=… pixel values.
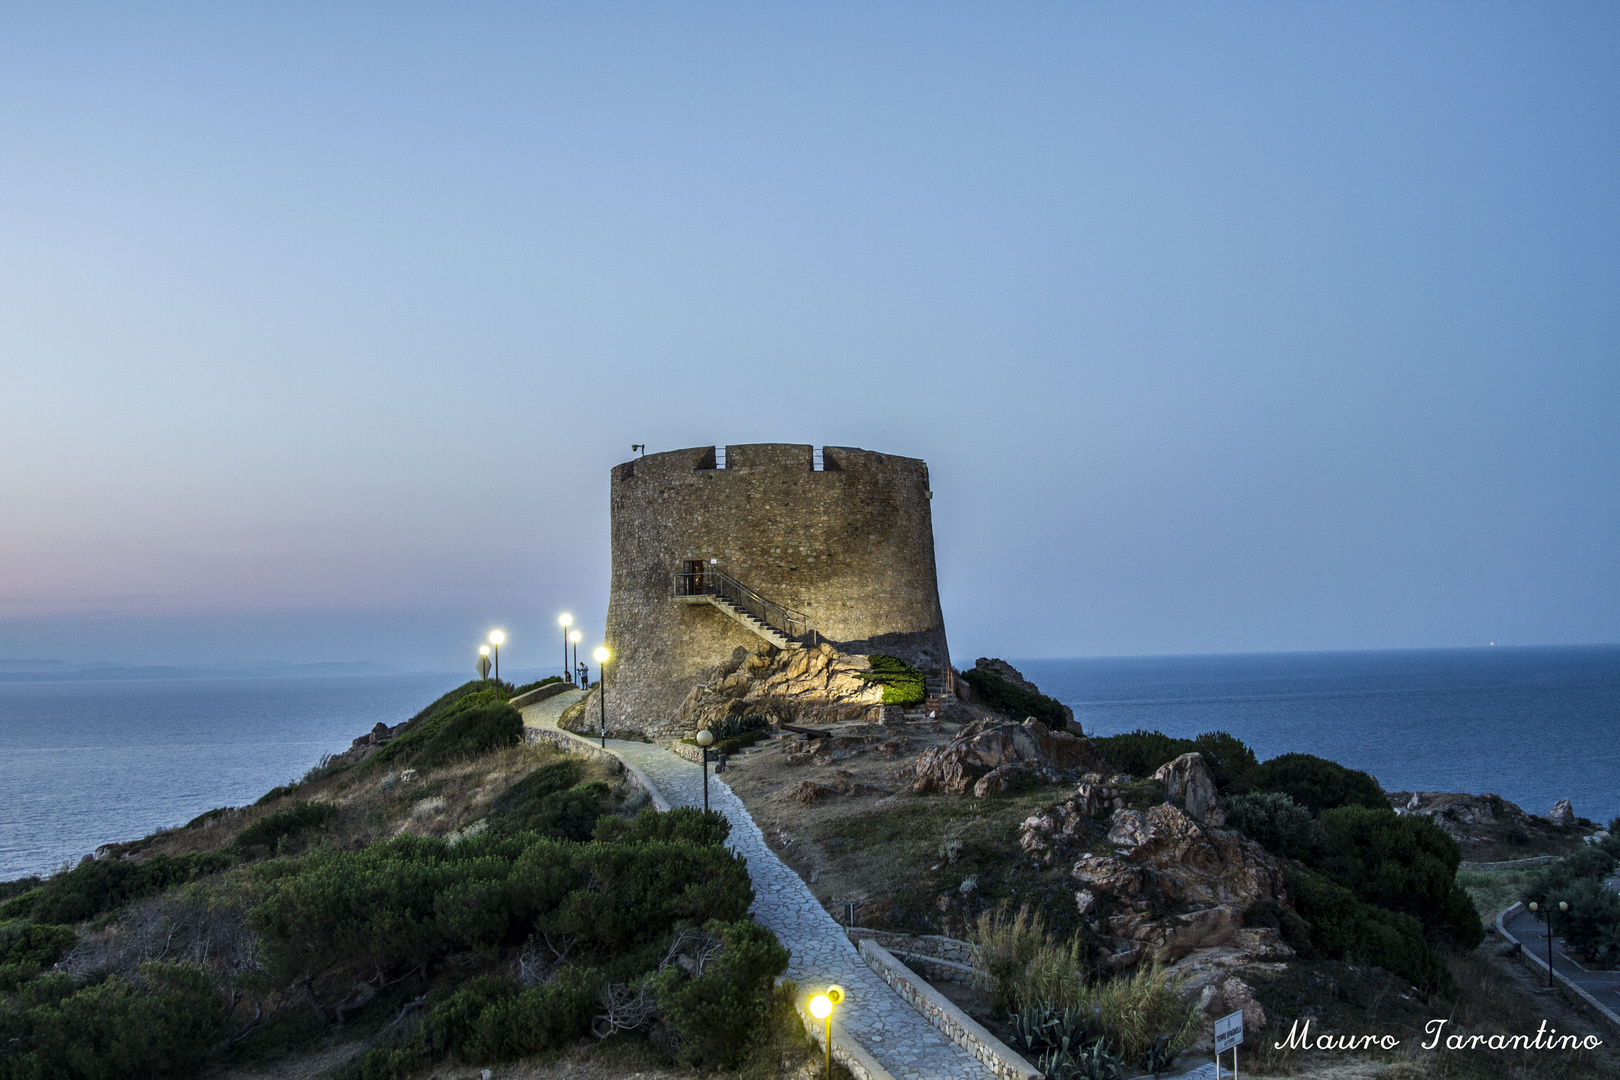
left=601, top=443, right=950, bottom=739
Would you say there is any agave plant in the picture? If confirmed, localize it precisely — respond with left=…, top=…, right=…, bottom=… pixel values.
left=1040, top=1039, right=1124, bottom=1080
left=1008, top=1002, right=1089, bottom=1061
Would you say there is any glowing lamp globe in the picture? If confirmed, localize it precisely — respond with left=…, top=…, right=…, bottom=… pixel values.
left=594, top=647, right=609, bottom=664
left=809, top=995, right=832, bottom=1020
left=488, top=630, right=505, bottom=646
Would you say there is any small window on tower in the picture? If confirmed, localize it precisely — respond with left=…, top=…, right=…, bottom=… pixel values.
left=812, top=447, right=825, bottom=471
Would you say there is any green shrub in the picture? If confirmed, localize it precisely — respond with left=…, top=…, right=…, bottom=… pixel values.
left=1075, top=964, right=1199, bottom=1070
left=861, top=655, right=927, bottom=706
left=248, top=823, right=752, bottom=996
left=1250, top=753, right=1386, bottom=815
left=593, top=807, right=731, bottom=848
left=959, top=667, right=1068, bottom=729
left=0, top=961, right=229, bottom=1079
left=0, top=923, right=76, bottom=968
left=362, top=686, right=514, bottom=774
left=0, top=852, right=235, bottom=925
left=1315, top=807, right=1483, bottom=950
left=1092, top=730, right=1258, bottom=791
left=234, top=801, right=339, bottom=854
left=0, top=878, right=42, bottom=905
left=1288, top=869, right=1454, bottom=993
left=1225, top=791, right=1318, bottom=862
left=653, top=919, right=790, bottom=1068
left=1522, top=844, right=1620, bottom=967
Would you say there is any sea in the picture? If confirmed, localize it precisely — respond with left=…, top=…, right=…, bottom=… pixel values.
left=0, top=646, right=1615, bottom=882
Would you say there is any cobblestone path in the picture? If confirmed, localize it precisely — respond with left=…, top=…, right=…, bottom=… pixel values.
left=518, top=704, right=995, bottom=1080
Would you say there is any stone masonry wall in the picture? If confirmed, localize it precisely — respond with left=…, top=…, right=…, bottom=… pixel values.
left=602, top=443, right=950, bottom=740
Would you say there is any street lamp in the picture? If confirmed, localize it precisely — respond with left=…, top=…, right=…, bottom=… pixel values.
left=695, top=729, right=714, bottom=812
left=488, top=630, right=504, bottom=683
left=559, top=614, right=573, bottom=681
left=593, top=646, right=610, bottom=748
left=570, top=630, right=582, bottom=684
left=809, top=985, right=845, bottom=1080
left=477, top=645, right=491, bottom=681
left=1528, top=900, right=1570, bottom=988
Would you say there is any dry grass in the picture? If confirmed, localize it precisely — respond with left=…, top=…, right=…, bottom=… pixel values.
left=1456, top=866, right=1532, bottom=922
left=1079, top=964, right=1200, bottom=1065
left=968, top=903, right=1086, bottom=1014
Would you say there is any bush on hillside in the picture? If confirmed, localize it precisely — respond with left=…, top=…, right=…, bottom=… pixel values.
left=0, top=961, right=230, bottom=1080
left=593, top=807, right=732, bottom=848
left=1094, top=730, right=1258, bottom=791
left=1288, top=869, right=1454, bottom=994
left=860, top=655, right=927, bottom=706
left=1249, top=753, right=1386, bottom=815
left=1225, top=791, right=1318, bottom=862
left=653, top=919, right=791, bottom=1068
left=0, top=923, right=76, bottom=969
left=1315, top=807, right=1483, bottom=950
left=366, top=693, right=521, bottom=775
left=959, top=667, right=1069, bottom=730
left=493, top=762, right=613, bottom=842
left=234, top=801, right=339, bottom=855
left=248, top=826, right=752, bottom=998
left=0, top=852, right=235, bottom=925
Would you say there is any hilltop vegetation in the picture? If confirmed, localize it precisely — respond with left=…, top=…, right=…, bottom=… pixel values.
left=0, top=680, right=817, bottom=1080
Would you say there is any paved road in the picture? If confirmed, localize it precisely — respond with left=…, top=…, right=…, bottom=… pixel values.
left=1502, top=905, right=1620, bottom=1017
left=519, top=703, right=995, bottom=1080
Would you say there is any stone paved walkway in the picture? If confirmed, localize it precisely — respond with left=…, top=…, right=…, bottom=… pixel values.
left=519, top=705, right=995, bottom=1080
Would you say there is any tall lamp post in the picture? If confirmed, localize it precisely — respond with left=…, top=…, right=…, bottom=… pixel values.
left=695, top=729, right=714, bottom=812
left=487, top=630, right=504, bottom=683
left=559, top=614, right=573, bottom=681
left=809, top=986, right=844, bottom=1080
left=477, top=646, right=491, bottom=681
left=570, top=630, right=582, bottom=684
left=593, top=646, right=610, bottom=748
left=1528, top=900, right=1570, bottom=988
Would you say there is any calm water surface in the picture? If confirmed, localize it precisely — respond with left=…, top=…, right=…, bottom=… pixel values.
left=1021, top=646, right=1620, bottom=829
left=0, top=673, right=463, bottom=880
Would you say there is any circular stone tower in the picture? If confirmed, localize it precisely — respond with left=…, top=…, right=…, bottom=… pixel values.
left=601, top=443, right=950, bottom=739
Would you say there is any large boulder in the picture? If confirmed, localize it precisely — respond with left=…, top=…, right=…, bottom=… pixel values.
left=1154, top=752, right=1225, bottom=826
left=1550, top=798, right=1575, bottom=827
left=678, top=644, right=885, bottom=734
left=910, top=717, right=1104, bottom=796
left=1019, top=801, right=1293, bottom=966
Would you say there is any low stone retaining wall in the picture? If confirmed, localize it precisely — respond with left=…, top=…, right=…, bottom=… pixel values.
left=508, top=681, right=579, bottom=709
left=846, top=928, right=977, bottom=987
left=1497, top=902, right=1620, bottom=1037
left=1461, top=855, right=1561, bottom=871
left=858, top=939, right=1040, bottom=1080
left=521, top=723, right=670, bottom=812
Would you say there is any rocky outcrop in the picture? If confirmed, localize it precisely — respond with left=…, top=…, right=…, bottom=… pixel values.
left=1021, top=799, right=1293, bottom=968
left=1550, top=798, right=1575, bottom=827
left=678, top=644, right=885, bottom=735
left=1154, top=752, right=1225, bottom=826
left=909, top=717, right=1104, bottom=796
left=972, top=658, right=1076, bottom=727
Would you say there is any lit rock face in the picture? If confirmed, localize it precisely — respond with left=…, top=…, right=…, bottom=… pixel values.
left=1153, top=752, right=1226, bottom=827
left=1549, top=798, right=1576, bottom=827
left=909, top=717, right=1104, bottom=796
left=678, top=643, right=885, bottom=732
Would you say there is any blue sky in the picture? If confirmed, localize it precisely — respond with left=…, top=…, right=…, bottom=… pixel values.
left=0, top=3, right=1615, bottom=671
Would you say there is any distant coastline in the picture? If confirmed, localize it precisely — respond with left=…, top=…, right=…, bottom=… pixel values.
left=0, top=660, right=405, bottom=683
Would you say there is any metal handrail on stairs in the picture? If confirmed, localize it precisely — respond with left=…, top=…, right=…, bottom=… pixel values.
left=672, top=568, right=814, bottom=642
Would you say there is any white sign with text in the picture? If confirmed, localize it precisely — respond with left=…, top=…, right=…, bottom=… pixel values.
left=1215, top=1010, right=1245, bottom=1053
